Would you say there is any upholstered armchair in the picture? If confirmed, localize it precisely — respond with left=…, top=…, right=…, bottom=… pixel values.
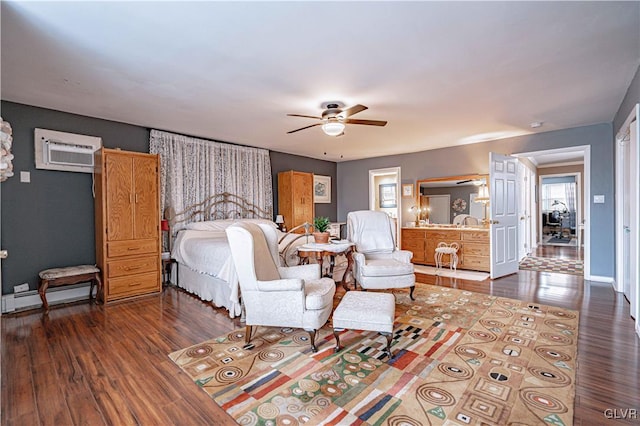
left=226, top=222, right=336, bottom=352
left=347, top=210, right=416, bottom=300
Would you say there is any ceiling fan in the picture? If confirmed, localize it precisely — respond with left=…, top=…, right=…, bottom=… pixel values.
left=287, top=103, right=387, bottom=136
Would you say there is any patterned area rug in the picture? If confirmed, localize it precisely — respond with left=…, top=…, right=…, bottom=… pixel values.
left=519, top=256, right=584, bottom=276
left=169, top=285, right=578, bottom=425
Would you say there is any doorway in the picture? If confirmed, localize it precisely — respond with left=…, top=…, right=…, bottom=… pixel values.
left=514, top=145, right=590, bottom=279
left=368, top=167, right=401, bottom=245
left=539, top=172, right=581, bottom=249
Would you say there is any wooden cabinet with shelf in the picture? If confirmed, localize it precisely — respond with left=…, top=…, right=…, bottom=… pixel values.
left=277, top=170, right=315, bottom=233
left=401, top=227, right=490, bottom=272
left=95, top=148, right=161, bottom=302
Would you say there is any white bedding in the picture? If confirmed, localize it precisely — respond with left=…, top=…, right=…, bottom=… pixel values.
left=172, top=229, right=241, bottom=314
left=171, top=219, right=309, bottom=317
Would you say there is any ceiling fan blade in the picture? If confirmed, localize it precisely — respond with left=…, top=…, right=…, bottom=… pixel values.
left=286, top=123, right=322, bottom=134
left=340, top=104, right=368, bottom=118
left=344, top=118, right=387, bottom=126
left=287, top=113, right=322, bottom=120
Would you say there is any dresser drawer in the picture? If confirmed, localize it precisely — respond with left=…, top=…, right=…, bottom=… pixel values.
left=107, top=239, right=158, bottom=258
left=426, top=230, right=461, bottom=241
left=107, top=255, right=158, bottom=278
left=107, top=271, right=160, bottom=300
left=463, top=255, right=490, bottom=271
left=464, top=243, right=489, bottom=257
left=462, top=231, right=489, bottom=242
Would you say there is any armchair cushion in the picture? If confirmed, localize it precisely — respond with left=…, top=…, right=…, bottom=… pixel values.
left=357, top=257, right=414, bottom=277
left=366, top=250, right=413, bottom=264
left=304, top=278, right=336, bottom=310
left=256, top=278, right=303, bottom=292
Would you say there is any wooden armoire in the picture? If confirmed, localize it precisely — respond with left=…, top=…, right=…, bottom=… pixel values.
left=94, top=148, right=161, bottom=302
left=278, top=170, right=315, bottom=232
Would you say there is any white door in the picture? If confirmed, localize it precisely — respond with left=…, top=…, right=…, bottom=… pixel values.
left=517, top=162, right=527, bottom=261
left=615, top=104, right=639, bottom=326
left=490, top=152, right=520, bottom=279
left=622, top=138, right=631, bottom=301
left=630, top=115, right=639, bottom=321
left=526, top=165, right=537, bottom=250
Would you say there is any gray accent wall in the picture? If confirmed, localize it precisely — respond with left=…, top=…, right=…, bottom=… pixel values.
left=337, top=123, right=615, bottom=277
left=0, top=101, right=336, bottom=294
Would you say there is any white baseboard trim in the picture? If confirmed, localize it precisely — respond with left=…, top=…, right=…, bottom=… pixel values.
left=587, top=275, right=615, bottom=284
left=1, top=283, right=93, bottom=313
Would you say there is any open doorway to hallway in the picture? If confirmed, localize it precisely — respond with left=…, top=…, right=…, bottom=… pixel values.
left=539, top=172, right=581, bottom=249
left=368, top=167, right=401, bottom=246
left=514, top=146, right=590, bottom=278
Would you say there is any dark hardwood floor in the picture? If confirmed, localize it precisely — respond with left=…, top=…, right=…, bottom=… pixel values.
left=2, top=264, right=638, bottom=425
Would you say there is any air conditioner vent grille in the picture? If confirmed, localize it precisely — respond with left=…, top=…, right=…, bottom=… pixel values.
left=49, top=148, right=94, bottom=167
left=34, top=128, right=102, bottom=173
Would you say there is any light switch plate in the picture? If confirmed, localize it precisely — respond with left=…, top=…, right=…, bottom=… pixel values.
left=594, top=195, right=605, bottom=204
left=20, top=171, right=30, bottom=183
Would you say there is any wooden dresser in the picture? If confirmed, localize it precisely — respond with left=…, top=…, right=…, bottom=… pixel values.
left=402, top=227, right=490, bottom=272
left=277, top=170, right=314, bottom=233
left=94, top=148, right=161, bottom=302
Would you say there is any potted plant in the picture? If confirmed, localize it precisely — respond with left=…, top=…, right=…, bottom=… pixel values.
left=312, top=216, right=331, bottom=243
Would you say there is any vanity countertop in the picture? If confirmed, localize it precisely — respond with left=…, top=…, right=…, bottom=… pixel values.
left=402, top=225, right=489, bottom=232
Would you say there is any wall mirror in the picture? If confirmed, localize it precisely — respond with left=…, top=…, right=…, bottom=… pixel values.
left=415, top=174, right=489, bottom=225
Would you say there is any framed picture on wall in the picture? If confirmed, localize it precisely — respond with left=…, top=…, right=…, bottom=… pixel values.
left=379, top=183, right=397, bottom=208
left=314, top=175, right=331, bottom=203
left=402, top=183, right=414, bottom=197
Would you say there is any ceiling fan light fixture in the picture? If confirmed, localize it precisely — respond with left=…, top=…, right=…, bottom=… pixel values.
left=322, top=121, right=345, bottom=136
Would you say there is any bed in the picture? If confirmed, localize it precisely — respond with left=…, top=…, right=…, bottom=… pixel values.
left=166, top=193, right=313, bottom=318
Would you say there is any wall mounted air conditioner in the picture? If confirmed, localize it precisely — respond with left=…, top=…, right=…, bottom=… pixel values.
left=34, top=128, right=102, bottom=173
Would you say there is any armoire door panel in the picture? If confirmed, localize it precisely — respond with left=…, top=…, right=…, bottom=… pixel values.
left=105, top=154, right=134, bottom=241
left=133, top=156, right=159, bottom=240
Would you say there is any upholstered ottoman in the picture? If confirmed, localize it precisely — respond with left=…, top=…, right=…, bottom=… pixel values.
left=332, top=291, right=396, bottom=358
left=38, top=265, right=102, bottom=312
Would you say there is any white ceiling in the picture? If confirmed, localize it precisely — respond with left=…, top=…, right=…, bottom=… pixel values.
left=1, top=1, right=639, bottom=162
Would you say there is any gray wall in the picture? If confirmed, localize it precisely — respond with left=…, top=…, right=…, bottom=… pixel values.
left=614, top=63, right=640, bottom=133
left=337, top=123, right=614, bottom=277
left=0, top=101, right=336, bottom=294
left=270, top=153, right=337, bottom=221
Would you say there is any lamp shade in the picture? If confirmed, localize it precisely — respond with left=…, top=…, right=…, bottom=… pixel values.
left=322, top=121, right=345, bottom=136
left=161, top=219, right=170, bottom=231
left=475, top=185, right=490, bottom=203
left=275, top=214, right=284, bottom=224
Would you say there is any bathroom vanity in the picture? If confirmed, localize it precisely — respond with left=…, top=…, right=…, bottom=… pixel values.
left=401, top=226, right=490, bottom=272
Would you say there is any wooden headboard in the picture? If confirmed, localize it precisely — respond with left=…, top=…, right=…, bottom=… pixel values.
left=165, top=192, right=271, bottom=231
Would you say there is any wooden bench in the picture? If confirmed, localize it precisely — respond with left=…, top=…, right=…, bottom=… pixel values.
left=38, top=265, right=102, bottom=312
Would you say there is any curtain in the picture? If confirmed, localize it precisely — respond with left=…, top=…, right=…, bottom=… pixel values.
left=149, top=129, right=273, bottom=229
left=542, top=184, right=554, bottom=211
left=564, top=182, right=576, bottom=212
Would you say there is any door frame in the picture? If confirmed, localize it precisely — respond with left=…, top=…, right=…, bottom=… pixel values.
left=615, top=103, right=639, bottom=326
